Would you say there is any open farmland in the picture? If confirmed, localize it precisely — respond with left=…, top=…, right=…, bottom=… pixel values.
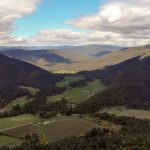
left=0, top=114, right=39, bottom=130
left=0, top=135, right=19, bottom=147
left=0, top=115, right=101, bottom=145
left=41, top=115, right=100, bottom=142
left=99, top=107, right=150, bottom=119
left=0, top=124, right=39, bottom=138
left=0, top=114, right=123, bottom=146
left=48, top=80, right=105, bottom=103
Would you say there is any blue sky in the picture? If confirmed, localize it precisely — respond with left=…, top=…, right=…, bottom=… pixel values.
left=13, top=0, right=106, bottom=37
left=1, top=0, right=148, bottom=46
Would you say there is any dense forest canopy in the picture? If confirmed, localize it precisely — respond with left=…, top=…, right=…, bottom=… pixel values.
left=0, top=54, right=64, bottom=106
left=77, top=57, right=150, bottom=112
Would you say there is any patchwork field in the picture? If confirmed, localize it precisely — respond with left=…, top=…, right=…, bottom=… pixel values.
left=0, top=115, right=101, bottom=146
left=48, top=80, right=105, bottom=103
left=0, top=114, right=102, bottom=144
left=99, top=107, right=150, bottom=119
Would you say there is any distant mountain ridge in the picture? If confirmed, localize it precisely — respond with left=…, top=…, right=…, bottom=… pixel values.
left=59, top=44, right=121, bottom=56
left=45, top=45, right=150, bottom=72
left=4, top=45, right=150, bottom=74
left=0, top=44, right=121, bottom=72
left=0, top=49, right=72, bottom=64
left=0, top=44, right=121, bottom=56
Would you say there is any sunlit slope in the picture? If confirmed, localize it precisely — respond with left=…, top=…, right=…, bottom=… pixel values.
left=47, top=45, right=150, bottom=72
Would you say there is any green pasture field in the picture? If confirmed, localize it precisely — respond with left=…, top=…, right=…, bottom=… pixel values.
left=6, top=96, right=33, bottom=108
left=6, top=85, right=39, bottom=108
left=0, top=114, right=39, bottom=130
left=48, top=80, right=106, bottom=103
left=20, top=86, right=40, bottom=95
left=99, top=107, right=150, bottom=119
left=0, top=135, right=19, bottom=147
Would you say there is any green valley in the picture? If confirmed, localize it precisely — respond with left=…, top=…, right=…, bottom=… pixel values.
left=48, top=79, right=106, bottom=103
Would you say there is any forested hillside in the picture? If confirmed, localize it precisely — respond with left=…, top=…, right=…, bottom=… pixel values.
left=77, top=57, right=150, bottom=112
left=0, top=54, right=63, bottom=106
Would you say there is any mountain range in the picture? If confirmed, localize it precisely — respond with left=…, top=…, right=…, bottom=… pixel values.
left=0, top=44, right=121, bottom=72
left=39, top=45, right=150, bottom=72
left=1, top=45, right=150, bottom=73
left=0, top=44, right=150, bottom=110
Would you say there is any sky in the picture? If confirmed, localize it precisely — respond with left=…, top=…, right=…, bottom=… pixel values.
left=13, top=0, right=104, bottom=37
left=0, top=0, right=150, bottom=46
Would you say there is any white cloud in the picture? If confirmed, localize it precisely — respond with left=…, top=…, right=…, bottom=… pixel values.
left=0, top=35, right=28, bottom=46
left=1, top=0, right=150, bottom=46
left=66, top=0, right=150, bottom=46
left=2, top=28, right=150, bottom=47
left=67, top=0, right=150, bottom=34
left=27, top=29, right=150, bottom=47
left=30, top=29, right=90, bottom=45
left=0, top=0, right=40, bottom=36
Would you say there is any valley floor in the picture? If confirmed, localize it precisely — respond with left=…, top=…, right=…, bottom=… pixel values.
left=99, top=107, right=150, bottom=119
left=0, top=108, right=150, bottom=147
left=0, top=114, right=119, bottom=147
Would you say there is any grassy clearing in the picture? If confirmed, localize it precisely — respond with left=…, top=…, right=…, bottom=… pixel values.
left=84, top=116, right=121, bottom=131
left=48, top=80, right=106, bottom=103
left=0, top=114, right=39, bottom=130
left=99, top=107, right=150, bottom=119
left=0, top=135, right=19, bottom=147
left=6, top=96, right=33, bottom=108
left=20, top=86, right=39, bottom=95
left=5, top=86, right=38, bottom=108
left=54, top=70, right=78, bottom=74
left=56, top=76, right=84, bottom=87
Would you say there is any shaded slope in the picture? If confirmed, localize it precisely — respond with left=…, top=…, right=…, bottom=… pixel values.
left=77, top=57, right=150, bottom=113
left=93, top=51, right=112, bottom=57
left=0, top=54, right=63, bottom=104
left=0, top=49, right=72, bottom=64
